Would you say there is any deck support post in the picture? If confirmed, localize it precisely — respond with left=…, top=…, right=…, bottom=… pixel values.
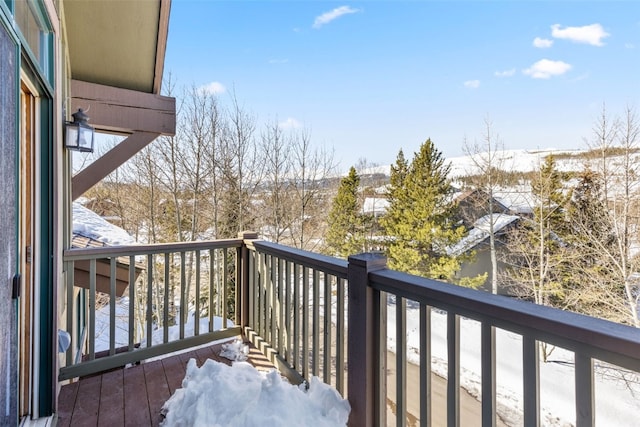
left=238, top=232, right=259, bottom=328
left=347, top=253, right=387, bottom=427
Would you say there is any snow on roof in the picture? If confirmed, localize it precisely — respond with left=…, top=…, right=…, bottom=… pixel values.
left=72, top=202, right=136, bottom=246
left=362, top=197, right=389, bottom=215
left=448, top=213, right=520, bottom=256
left=493, top=189, right=535, bottom=215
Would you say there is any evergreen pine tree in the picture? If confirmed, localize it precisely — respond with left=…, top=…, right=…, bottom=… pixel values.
left=325, top=166, right=364, bottom=258
left=381, top=139, right=470, bottom=282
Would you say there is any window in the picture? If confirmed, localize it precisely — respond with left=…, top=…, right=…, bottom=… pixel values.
left=14, top=0, right=52, bottom=83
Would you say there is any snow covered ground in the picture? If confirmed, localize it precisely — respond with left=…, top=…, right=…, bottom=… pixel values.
left=446, top=148, right=586, bottom=179
left=160, top=340, right=351, bottom=427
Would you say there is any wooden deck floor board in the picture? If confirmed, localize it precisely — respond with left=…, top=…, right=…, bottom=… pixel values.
left=143, top=360, right=172, bottom=426
left=57, top=379, right=79, bottom=427
left=161, top=355, right=186, bottom=395
left=70, top=374, right=101, bottom=427
left=97, top=369, right=124, bottom=427
left=59, top=339, right=271, bottom=427
left=123, top=364, right=152, bottom=426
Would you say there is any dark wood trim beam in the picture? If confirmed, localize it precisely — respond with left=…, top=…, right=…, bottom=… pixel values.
left=153, top=0, right=172, bottom=95
left=72, top=132, right=160, bottom=200
left=70, top=80, right=175, bottom=135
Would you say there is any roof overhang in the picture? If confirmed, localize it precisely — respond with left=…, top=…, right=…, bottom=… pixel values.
left=63, top=0, right=177, bottom=200
left=63, top=0, right=171, bottom=94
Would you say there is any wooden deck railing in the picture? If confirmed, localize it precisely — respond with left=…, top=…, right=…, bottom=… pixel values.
left=59, top=235, right=640, bottom=427
left=60, top=238, right=243, bottom=380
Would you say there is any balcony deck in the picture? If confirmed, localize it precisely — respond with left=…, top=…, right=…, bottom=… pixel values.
left=59, top=237, right=640, bottom=426
left=57, top=339, right=273, bottom=427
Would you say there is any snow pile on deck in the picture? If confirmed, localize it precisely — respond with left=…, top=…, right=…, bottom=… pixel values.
left=161, top=360, right=350, bottom=426
left=219, top=339, right=249, bottom=361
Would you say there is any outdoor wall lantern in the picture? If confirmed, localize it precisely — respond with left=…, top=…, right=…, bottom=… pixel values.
left=65, top=108, right=94, bottom=152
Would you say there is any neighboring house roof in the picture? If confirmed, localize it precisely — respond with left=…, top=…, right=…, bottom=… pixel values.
left=493, top=190, right=535, bottom=215
left=72, top=203, right=140, bottom=296
left=72, top=202, right=135, bottom=246
left=448, top=213, right=521, bottom=256
left=454, top=188, right=509, bottom=212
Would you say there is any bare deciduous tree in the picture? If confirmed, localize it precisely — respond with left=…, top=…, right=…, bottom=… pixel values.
left=462, top=118, right=511, bottom=293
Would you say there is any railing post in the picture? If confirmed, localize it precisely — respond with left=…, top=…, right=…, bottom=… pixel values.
left=238, top=231, right=259, bottom=329
left=347, top=252, right=387, bottom=427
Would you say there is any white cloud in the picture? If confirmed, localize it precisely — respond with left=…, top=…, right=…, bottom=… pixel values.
left=551, top=23, right=610, bottom=46
left=279, top=117, right=302, bottom=129
left=523, top=59, right=572, bottom=79
left=268, top=59, right=289, bottom=64
left=494, top=68, right=516, bottom=78
left=464, top=80, right=480, bottom=89
left=533, top=37, right=553, bottom=48
left=199, top=81, right=226, bottom=94
left=313, top=6, right=360, bottom=29
left=625, top=43, right=635, bottom=49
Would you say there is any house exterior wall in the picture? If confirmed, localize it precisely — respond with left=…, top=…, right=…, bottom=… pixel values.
left=0, top=0, right=63, bottom=422
left=457, top=247, right=514, bottom=296
left=0, top=13, right=19, bottom=425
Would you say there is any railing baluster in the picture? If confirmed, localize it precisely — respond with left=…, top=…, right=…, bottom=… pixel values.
left=278, top=257, right=284, bottom=355
left=285, top=260, right=292, bottom=363
left=447, top=312, right=460, bottom=427
left=109, top=258, right=117, bottom=355
left=89, top=259, right=96, bottom=360
left=209, top=249, right=215, bottom=332
left=312, top=269, right=320, bottom=377
left=223, top=248, right=229, bottom=329
left=323, top=272, right=332, bottom=384
left=250, top=249, right=256, bottom=330
left=66, top=261, right=74, bottom=366
left=336, top=277, right=345, bottom=395
left=128, top=256, right=136, bottom=351
left=236, top=245, right=242, bottom=326
left=523, top=336, right=540, bottom=427
left=256, top=252, right=262, bottom=336
left=293, top=263, right=300, bottom=371
left=420, top=303, right=431, bottom=427
left=270, top=255, right=276, bottom=345
left=163, top=253, right=169, bottom=344
left=575, top=352, right=594, bottom=427
left=482, top=323, right=497, bottom=427
left=264, top=253, right=270, bottom=341
left=195, top=249, right=201, bottom=335
left=302, top=266, right=310, bottom=380
left=397, top=296, right=407, bottom=427
left=147, top=254, right=154, bottom=348
left=180, top=251, right=186, bottom=339
left=376, top=289, right=388, bottom=426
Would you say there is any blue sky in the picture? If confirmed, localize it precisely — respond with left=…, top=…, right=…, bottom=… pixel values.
left=165, top=1, right=640, bottom=172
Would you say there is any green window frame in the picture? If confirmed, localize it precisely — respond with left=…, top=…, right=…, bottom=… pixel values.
left=10, top=0, right=53, bottom=86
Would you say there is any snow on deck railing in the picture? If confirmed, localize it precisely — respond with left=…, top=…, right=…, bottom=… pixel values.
left=60, top=238, right=244, bottom=381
